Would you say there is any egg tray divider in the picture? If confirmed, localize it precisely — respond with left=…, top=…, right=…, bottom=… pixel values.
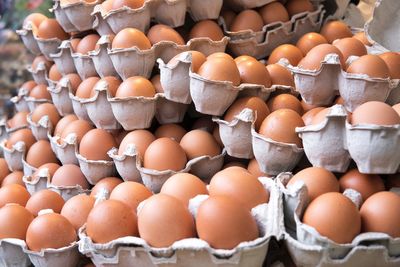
left=26, top=62, right=48, bottom=86
left=51, top=0, right=77, bottom=33
left=47, top=75, right=75, bottom=116
left=49, top=132, right=79, bottom=166
left=34, top=35, right=64, bottom=61
left=89, top=35, right=119, bottom=78
left=16, top=24, right=41, bottom=55
left=0, top=238, right=31, bottom=267
left=0, top=121, right=29, bottom=147
left=71, top=50, right=98, bottom=80
left=69, top=92, right=91, bottom=122
left=11, top=94, right=30, bottom=113
left=23, top=242, right=80, bottom=267
left=50, top=40, right=77, bottom=75
left=275, top=174, right=400, bottom=267
left=0, top=140, right=26, bottom=171
left=220, top=5, right=325, bottom=59
left=154, top=96, right=188, bottom=124
left=78, top=177, right=277, bottom=267
left=24, top=96, right=52, bottom=113
left=27, top=112, right=52, bottom=141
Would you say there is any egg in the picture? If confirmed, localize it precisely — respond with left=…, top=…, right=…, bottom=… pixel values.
left=33, top=163, right=60, bottom=179
left=351, top=101, right=400, bottom=125
left=61, top=73, right=82, bottom=95
left=79, top=129, right=117, bottom=160
left=189, top=20, right=224, bottom=41
left=60, top=119, right=94, bottom=144
left=0, top=184, right=30, bottom=208
left=6, top=128, right=36, bottom=150
left=209, top=167, right=269, bottom=209
left=223, top=161, right=247, bottom=169
left=247, top=158, right=267, bottom=177
left=118, top=129, right=155, bottom=160
left=26, top=140, right=58, bottom=168
left=196, top=195, right=259, bottom=249
left=360, top=192, right=400, bottom=237
left=143, top=138, right=187, bottom=171
left=310, top=108, right=330, bottom=125
left=339, top=169, right=384, bottom=202
left=230, top=10, right=264, bottom=32
left=115, top=76, right=156, bottom=97
left=353, top=31, right=371, bottom=46
left=285, top=0, right=314, bottom=17
left=379, top=52, right=400, bottom=79
left=259, top=109, right=305, bottom=147
left=300, top=99, right=321, bottom=112
left=138, top=194, right=196, bottom=247
left=221, top=9, right=236, bottom=29
left=90, top=76, right=121, bottom=98
left=259, top=2, right=289, bottom=24
left=147, top=24, right=185, bottom=45
left=20, top=80, right=37, bottom=92
left=31, top=103, right=61, bottom=129
left=334, top=96, right=345, bottom=105
left=7, top=111, right=29, bottom=128
left=268, top=44, right=303, bottom=66
left=154, top=124, right=187, bottom=142
left=76, top=34, right=100, bottom=54
left=26, top=212, right=77, bottom=251
left=180, top=130, right=221, bottom=160
left=32, top=55, right=52, bottom=71
left=191, top=116, right=215, bottom=133
left=111, top=0, right=145, bottom=10
left=198, top=53, right=241, bottom=86
left=296, top=32, right=328, bottom=56
left=2, top=171, right=25, bottom=187
left=168, top=51, right=206, bottom=73
left=0, top=204, right=34, bottom=240
left=25, top=190, right=65, bottom=217
left=266, top=64, right=295, bottom=87
left=112, top=28, right=152, bottom=50
left=29, top=84, right=52, bottom=100
left=302, top=192, right=361, bottom=244
left=53, top=114, right=78, bottom=137
left=109, top=181, right=152, bottom=211
left=51, top=164, right=89, bottom=189
left=90, top=177, right=123, bottom=197
left=394, top=103, right=400, bottom=116
left=235, top=56, right=271, bottom=87
left=61, top=194, right=95, bottom=231
left=23, top=13, right=48, bottom=29
left=267, top=93, right=303, bottom=115
left=69, top=38, right=81, bottom=52
left=151, top=75, right=163, bottom=93
left=48, top=64, right=62, bottom=81
left=212, top=126, right=223, bottom=147
left=320, top=20, right=353, bottom=43
left=298, top=44, right=345, bottom=70
left=86, top=199, right=138, bottom=243
left=333, top=37, right=367, bottom=62
left=302, top=107, right=325, bottom=125
left=36, top=18, right=69, bottom=40
left=76, top=77, right=100, bottom=98
left=101, top=0, right=113, bottom=12
left=0, top=159, right=10, bottom=184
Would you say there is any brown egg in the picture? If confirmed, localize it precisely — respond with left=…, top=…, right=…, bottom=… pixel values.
left=223, top=162, right=247, bottom=169
left=86, top=199, right=138, bottom=243
left=6, top=128, right=36, bottom=150
left=207, top=52, right=234, bottom=60
left=221, top=9, right=236, bottom=29
left=69, top=38, right=81, bottom=52
left=266, top=64, right=295, bottom=87
left=268, top=44, right=303, bottom=66
left=379, top=52, right=400, bottom=79
left=154, top=124, right=187, bottom=142
left=224, top=96, right=270, bottom=131
left=31, top=103, right=61, bottom=128
left=20, top=80, right=37, bottom=92
left=160, top=173, right=207, bottom=205
left=110, top=182, right=152, bottom=211
left=180, top=130, right=221, bottom=160
left=53, top=115, right=78, bottom=137
left=2, top=171, right=24, bottom=187
left=0, top=158, right=10, bottom=184
left=33, top=163, right=61, bottom=179
left=37, top=19, right=69, bottom=40
left=209, top=167, right=269, bottom=209
left=296, top=32, right=328, bottom=56
left=0, top=204, right=33, bottom=241
left=301, top=99, right=321, bottom=112
left=168, top=51, right=206, bottom=73
left=339, top=169, right=384, bottom=202
left=90, top=76, right=121, bottom=98
left=285, top=0, right=314, bottom=17
left=48, top=64, right=62, bottom=81
left=138, top=194, right=196, bottom=247
left=196, top=195, right=259, bottom=249
left=235, top=56, right=272, bottom=87
left=118, top=130, right=155, bottom=160
left=29, top=84, right=51, bottom=100
left=26, top=212, right=77, bottom=251
left=310, top=108, right=330, bottom=125
left=360, top=191, right=400, bottom=237
left=320, top=20, right=353, bottom=43
left=0, top=184, right=30, bottom=208
left=287, top=167, right=339, bottom=201
left=61, top=73, right=82, bottom=95
left=60, top=119, right=94, bottom=144
left=189, top=20, right=224, bottom=41
left=212, top=125, right=223, bottom=147
left=267, top=94, right=303, bottom=115
left=76, top=77, right=100, bottom=98
left=302, top=107, right=325, bottom=125
left=116, top=76, right=156, bottom=97
left=25, top=190, right=65, bottom=217
left=191, top=116, right=215, bottom=133
left=230, top=10, right=264, bottom=32
left=90, top=177, right=123, bottom=197
left=259, top=2, right=289, bottom=24
left=101, top=0, right=114, bottom=11
left=79, top=129, right=117, bottom=161
left=147, top=24, right=185, bottom=45
left=351, top=101, right=400, bottom=125
left=333, top=37, right=367, bottom=62
left=353, top=31, right=371, bottom=46
left=143, top=138, right=187, bottom=171
left=112, top=28, right=152, bottom=50
left=23, top=13, right=48, bottom=29
left=111, top=0, right=145, bottom=10
left=76, top=34, right=100, bottom=55
left=150, top=75, right=163, bottom=93
left=61, top=194, right=95, bottom=231
left=32, top=55, right=52, bottom=71
left=247, top=158, right=267, bottom=177
left=7, top=111, right=28, bottom=128
left=51, top=164, right=89, bottom=189
left=26, top=140, right=58, bottom=168
left=303, top=192, right=360, bottom=243
left=393, top=103, right=400, bottom=116
left=298, top=44, right=345, bottom=70
left=259, top=109, right=305, bottom=147
left=197, top=53, right=241, bottom=86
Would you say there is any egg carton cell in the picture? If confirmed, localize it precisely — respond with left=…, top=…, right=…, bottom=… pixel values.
left=108, top=147, right=142, bottom=184
left=0, top=123, right=29, bottom=148
left=0, top=239, right=31, bottom=267
left=0, top=140, right=25, bottom=171
left=76, top=152, right=117, bottom=185
left=27, top=113, right=52, bottom=141
left=23, top=171, right=48, bottom=196
left=91, top=4, right=113, bottom=36
left=187, top=0, right=223, bottom=21
left=71, top=52, right=98, bottom=80
left=89, top=35, right=119, bottom=78
left=50, top=41, right=77, bottom=76
left=26, top=63, right=48, bottom=86
left=49, top=134, right=79, bottom=166
left=56, top=0, right=102, bottom=32
left=22, top=158, right=37, bottom=177
left=16, top=27, right=41, bottom=55
left=69, top=93, right=91, bottom=122
left=47, top=77, right=75, bottom=116
left=11, top=95, right=30, bottom=113
left=155, top=96, right=188, bottom=124
left=52, top=0, right=78, bottom=33
left=23, top=242, right=80, bottom=267
left=35, top=37, right=63, bottom=62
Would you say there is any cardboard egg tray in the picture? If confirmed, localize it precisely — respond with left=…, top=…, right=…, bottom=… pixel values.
left=89, top=35, right=118, bottom=78
left=155, top=96, right=189, bottom=124
left=34, top=36, right=64, bottom=62
left=22, top=157, right=37, bottom=177
left=187, top=0, right=223, bottom=21
left=0, top=238, right=31, bottom=267
left=56, top=0, right=102, bottom=32
left=46, top=76, right=58, bottom=90
left=78, top=177, right=276, bottom=267
left=49, top=133, right=79, bottom=166
left=27, top=113, right=52, bottom=141
left=51, top=0, right=78, bottom=33
left=0, top=140, right=25, bottom=171
left=26, top=63, right=48, bottom=85
left=24, top=96, right=52, bottom=113
left=23, top=242, right=80, bottom=267
left=11, top=94, right=30, bottom=113
left=91, top=4, right=113, bottom=36
left=75, top=152, right=117, bottom=185
left=50, top=40, right=77, bottom=75
left=0, top=121, right=29, bottom=146
left=69, top=93, right=91, bottom=122
left=71, top=52, right=98, bottom=80
left=16, top=25, right=41, bottom=55
left=47, top=77, right=75, bottom=116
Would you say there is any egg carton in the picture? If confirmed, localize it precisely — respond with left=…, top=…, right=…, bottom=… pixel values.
left=222, top=5, right=324, bottom=59
left=296, top=105, right=351, bottom=173
left=11, top=95, right=30, bottom=113
left=79, top=177, right=277, bottom=267
left=16, top=25, right=41, bottom=55
left=0, top=140, right=26, bottom=171
left=155, top=96, right=188, bottom=124
left=89, top=35, right=118, bottom=78
left=25, top=96, right=52, bottom=113
left=26, top=63, right=48, bottom=85
left=23, top=242, right=80, bottom=267
left=386, top=85, right=400, bottom=106
left=75, top=152, right=117, bottom=185
left=0, top=238, right=31, bottom=267
left=21, top=157, right=38, bottom=177
left=47, top=77, right=75, bottom=116
left=91, top=4, right=113, bottom=36
left=27, top=112, right=52, bottom=141
left=45, top=76, right=58, bottom=90
left=50, top=40, right=77, bottom=75
left=276, top=173, right=400, bottom=267
left=187, top=0, right=223, bottom=21
left=71, top=52, right=98, bottom=80
left=49, top=133, right=79, bottom=165
left=56, top=0, right=102, bottom=32
left=69, top=93, right=91, bottom=122
left=223, top=0, right=275, bottom=10
left=51, top=0, right=78, bottom=33
left=34, top=36, right=64, bottom=61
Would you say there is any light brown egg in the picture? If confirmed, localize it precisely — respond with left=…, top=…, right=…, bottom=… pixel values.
left=37, top=18, right=69, bottom=40
left=298, top=44, right=345, bottom=70
left=76, top=34, right=100, bottom=54
left=302, top=107, right=325, bottom=125
left=303, top=192, right=360, bottom=243
left=26, top=140, right=58, bottom=168
left=53, top=114, right=78, bottom=137
left=230, top=10, right=264, bottom=32
left=247, top=158, right=267, bottom=177
left=25, top=190, right=65, bottom=217
left=285, top=0, right=314, bottom=17
left=51, top=164, right=89, bottom=189
left=23, top=13, right=48, bottom=29
left=6, top=128, right=36, bottom=150
left=2, top=171, right=25, bottom=187
left=198, top=53, right=241, bottom=86
left=33, top=163, right=61, bottom=179
left=296, top=32, right=328, bottom=56
left=168, top=51, right=206, bottom=73
left=60, top=119, right=94, bottom=144
left=90, top=76, right=121, bottom=98
left=48, top=64, right=62, bottom=81
left=189, top=20, right=224, bottom=41
left=112, top=28, right=152, bottom=50
left=259, top=2, right=289, bottom=24
left=0, top=204, right=34, bottom=240
left=111, top=0, right=145, bottom=10
left=353, top=31, right=371, bottom=46
left=90, top=177, right=123, bottom=197
left=86, top=199, right=138, bottom=243
left=75, top=77, right=100, bottom=98
left=61, top=194, right=95, bottom=231
left=351, top=101, right=400, bottom=125
left=101, top=0, right=113, bottom=12
left=29, top=84, right=52, bottom=100
left=268, top=44, right=303, bottom=66
left=180, top=130, right=221, bottom=160
left=154, top=124, right=187, bottom=142
left=110, top=182, right=152, bottom=211
left=32, top=55, right=52, bottom=71
left=207, top=52, right=234, bottom=60
left=259, top=109, right=305, bottom=147
left=31, top=103, right=61, bottom=128
left=266, top=64, right=295, bottom=87
left=320, top=20, right=353, bottom=43
left=235, top=56, right=271, bottom=87
left=138, top=194, right=196, bottom=247
left=143, top=138, right=187, bottom=171
left=0, top=159, right=10, bottom=185
left=333, top=37, right=367, bottom=62
left=379, top=52, right=400, bottom=79
left=147, top=24, right=185, bottom=45
left=7, top=111, right=29, bottom=128
left=116, top=76, right=156, bottom=97
left=26, top=212, right=77, bottom=251
left=267, top=93, right=303, bottom=115
left=310, top=108, right=329, bottom=125
left=196, top=195, right=259, bottom=249
left=20, top=80, right=37, bottom=92
left=118, top=129, right=155, bottom=160
left=0, top=184, right=30, bottom=208
left=360, top=191, right=400, bottom=237
left=79, top=129, right=117, bottom=160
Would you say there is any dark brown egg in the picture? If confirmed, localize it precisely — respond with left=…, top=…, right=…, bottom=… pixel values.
left=26, top=140, right=58, bottom=168
left=79, top=129, right=117, bottom=160
left=147, top=24, right=185, bottom=45
left=0, top=204, right=34, bottom=240
left=189, top=20, right=224, bottom=41
left=25, top=190, right=65, bottom=217
left=320, top=20, right=353, bottom=43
